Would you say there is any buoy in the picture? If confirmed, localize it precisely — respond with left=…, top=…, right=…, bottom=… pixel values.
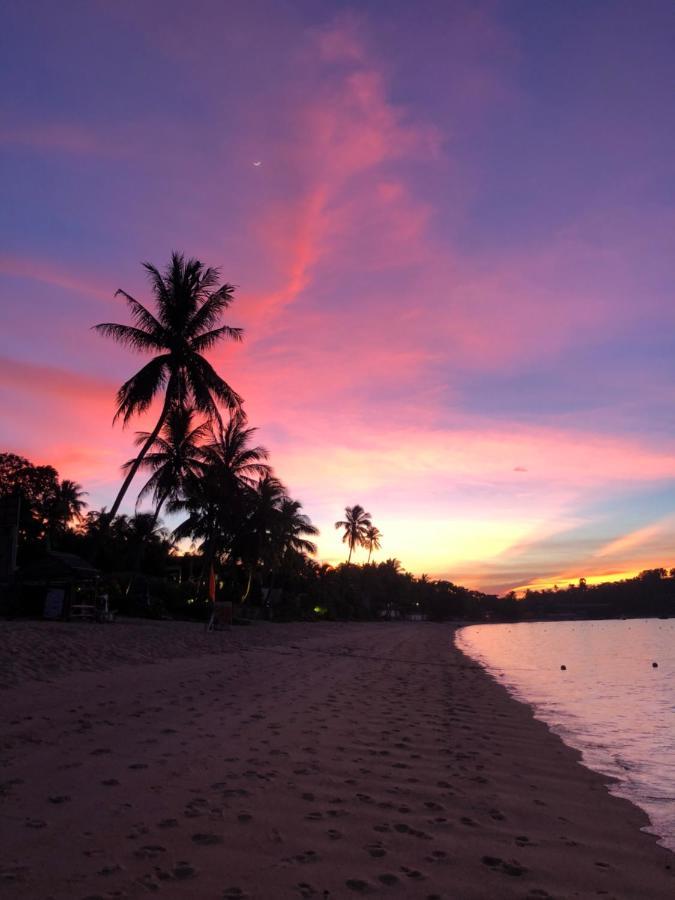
left=652, top=662, right=658, bottom=668
left=560, top=665, right=567, bottom=671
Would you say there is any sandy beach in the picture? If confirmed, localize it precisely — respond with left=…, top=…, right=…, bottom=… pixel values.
left=0, top=620, right=672, bottom=899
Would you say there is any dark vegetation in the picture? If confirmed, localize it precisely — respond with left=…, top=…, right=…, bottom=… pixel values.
left=3, top=450, right=673, bottom=623
left=1, top=253, right=673, bottom=624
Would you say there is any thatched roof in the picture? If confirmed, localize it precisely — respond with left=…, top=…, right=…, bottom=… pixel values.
left=19, top=551, right=100, bottom=583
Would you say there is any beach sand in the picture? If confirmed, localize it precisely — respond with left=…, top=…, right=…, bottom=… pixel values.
left=0, top=620, right=672, bottom=899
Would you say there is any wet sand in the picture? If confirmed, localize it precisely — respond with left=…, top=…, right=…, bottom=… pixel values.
left=0, top=620, right=672, bottom=898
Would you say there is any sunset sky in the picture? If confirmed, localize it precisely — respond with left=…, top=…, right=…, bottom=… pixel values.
left=2, top=1, right=675, bottom=594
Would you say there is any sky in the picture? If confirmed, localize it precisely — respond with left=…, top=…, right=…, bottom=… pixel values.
left=2, top=0, right=675, bottom=594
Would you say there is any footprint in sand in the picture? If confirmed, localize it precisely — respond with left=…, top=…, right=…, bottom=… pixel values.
left=134, top=845, right=167, bottom=860
left=291, top=850, right=321, bottom=865
left=192, top=833, right=223, bottom=846
left=173, top=863, right=197, bottom=880
left=345, top=878, right=374, bottom=893
left=364, top=843, right=386, bottom=858
left=481, top=856, right=527, bottom=877
left=400, top=866, right=425, bottom=880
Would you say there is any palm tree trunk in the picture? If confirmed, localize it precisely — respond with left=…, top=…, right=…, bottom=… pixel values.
left=241, top=567, right=253, bottom=602
left=367, top=545, right=372, bottom=564
left=347, top=543, right=353, bottom=564
left=150, top=494, right=167, bottom=530
left=107, top=394, right=173, bottom=520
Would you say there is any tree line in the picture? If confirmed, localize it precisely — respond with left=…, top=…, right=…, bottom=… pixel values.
left=2, top=253, right=672, bottom=623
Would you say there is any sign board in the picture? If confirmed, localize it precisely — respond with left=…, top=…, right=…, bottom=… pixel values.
left=43, top=588, right=65, bottom=620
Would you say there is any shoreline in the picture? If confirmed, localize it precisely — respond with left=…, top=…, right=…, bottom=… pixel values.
left=0, top=620, right=672, bottom=898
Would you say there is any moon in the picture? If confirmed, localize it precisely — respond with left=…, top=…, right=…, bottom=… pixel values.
left=252, top=160, right=262, bottom=167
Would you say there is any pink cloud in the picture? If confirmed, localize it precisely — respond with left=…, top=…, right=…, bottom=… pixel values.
left=0, top=254, right=113, bottom=301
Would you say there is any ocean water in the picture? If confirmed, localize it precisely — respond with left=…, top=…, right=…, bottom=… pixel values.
left=456, top=618, right=675, bottom=852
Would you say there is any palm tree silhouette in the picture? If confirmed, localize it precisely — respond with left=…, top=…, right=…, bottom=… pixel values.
left=334, top=504, right=372, bottom=564
left=123, top=406, right=208, bottom=528
left=277, top=498, right=319, bottom=559
left=94, top=252, right=243, bottom=519
left=46, top=479, right=88, bottom=547
left=364, top=525, right=382, bottom=564
left=173, top=411, right=270, bottom=587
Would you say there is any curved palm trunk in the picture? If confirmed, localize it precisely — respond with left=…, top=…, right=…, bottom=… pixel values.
left=107, top=394, right=173, bottom=520
left=347, top=542, right=353, bottom=564
left=241, top=567, right=253, bottom=603
left=150, top=494, right=167, bottom=530
left=367, top=545, right=372, bottom=564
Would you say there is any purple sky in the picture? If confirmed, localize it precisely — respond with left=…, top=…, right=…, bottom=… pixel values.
left=2, top=0, right=675, bottom=592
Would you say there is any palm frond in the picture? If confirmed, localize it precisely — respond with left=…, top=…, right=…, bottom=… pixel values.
left=187, top=355, right=242, bottom=414
left=191, top=324, right=243, bottom=353
left=92, top=322, right=163, bottom=352
left=188, top=285, right=237, bottom=337
left=113, top=354, right=171, bottom=424
left=114, top=290, right=165, bottom=338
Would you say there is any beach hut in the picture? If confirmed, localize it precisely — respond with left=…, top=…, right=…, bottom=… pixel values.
left=17, top=551, right=101, bottom=620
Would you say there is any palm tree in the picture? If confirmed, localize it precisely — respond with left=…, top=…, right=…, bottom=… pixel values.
left=173, top=411, right=270, bottom=588
left=364, top=524, right=382, bottom=564
left=277, top=498, right=319, bottom=559
left=227, top=473, right=287, bottom=603
left=198, top=411, right=271, bottom=494
left=94, top=252, right=243, bottom=519
left=334, top=504, right=372, bottom=564
left=55, top=480, right=88, bottom=525
left=45, top=479, right=88, bottom=548
left=122, top=406, right=207, bottom=527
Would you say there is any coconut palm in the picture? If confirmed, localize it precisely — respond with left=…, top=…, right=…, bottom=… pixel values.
left=198, top=411, right=271, bottom=493
left=45, top=479, right=88, bottom=547
left=94, top=252, right=243, bottom=519
left=226, top=473, right=288, bottom=603
left=55, top=480, right=88, bottom=525
left=122, top=406, right=208, bottom=527
left=364, top=525, right=382, bottom=564
left=277, top=498, right=319, bottom=559
left=334, top=504, right=372, bottom=564
left=173, top=411, right=270, bottom=582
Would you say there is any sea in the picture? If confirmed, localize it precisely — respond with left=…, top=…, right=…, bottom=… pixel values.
left=455, top=618, right=675, bottom=852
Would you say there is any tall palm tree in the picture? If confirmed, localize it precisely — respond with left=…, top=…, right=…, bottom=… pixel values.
left=364, top=525, right=382, bottom=564
left=122, top=406, right=208, bottom=527
left=334, top=504, right=372, bottom=564
left=94, top=252, right=243, bottom=519
left=227, top=473, right=288, bottom=603
left=173, top=411, right=270, bottom=585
